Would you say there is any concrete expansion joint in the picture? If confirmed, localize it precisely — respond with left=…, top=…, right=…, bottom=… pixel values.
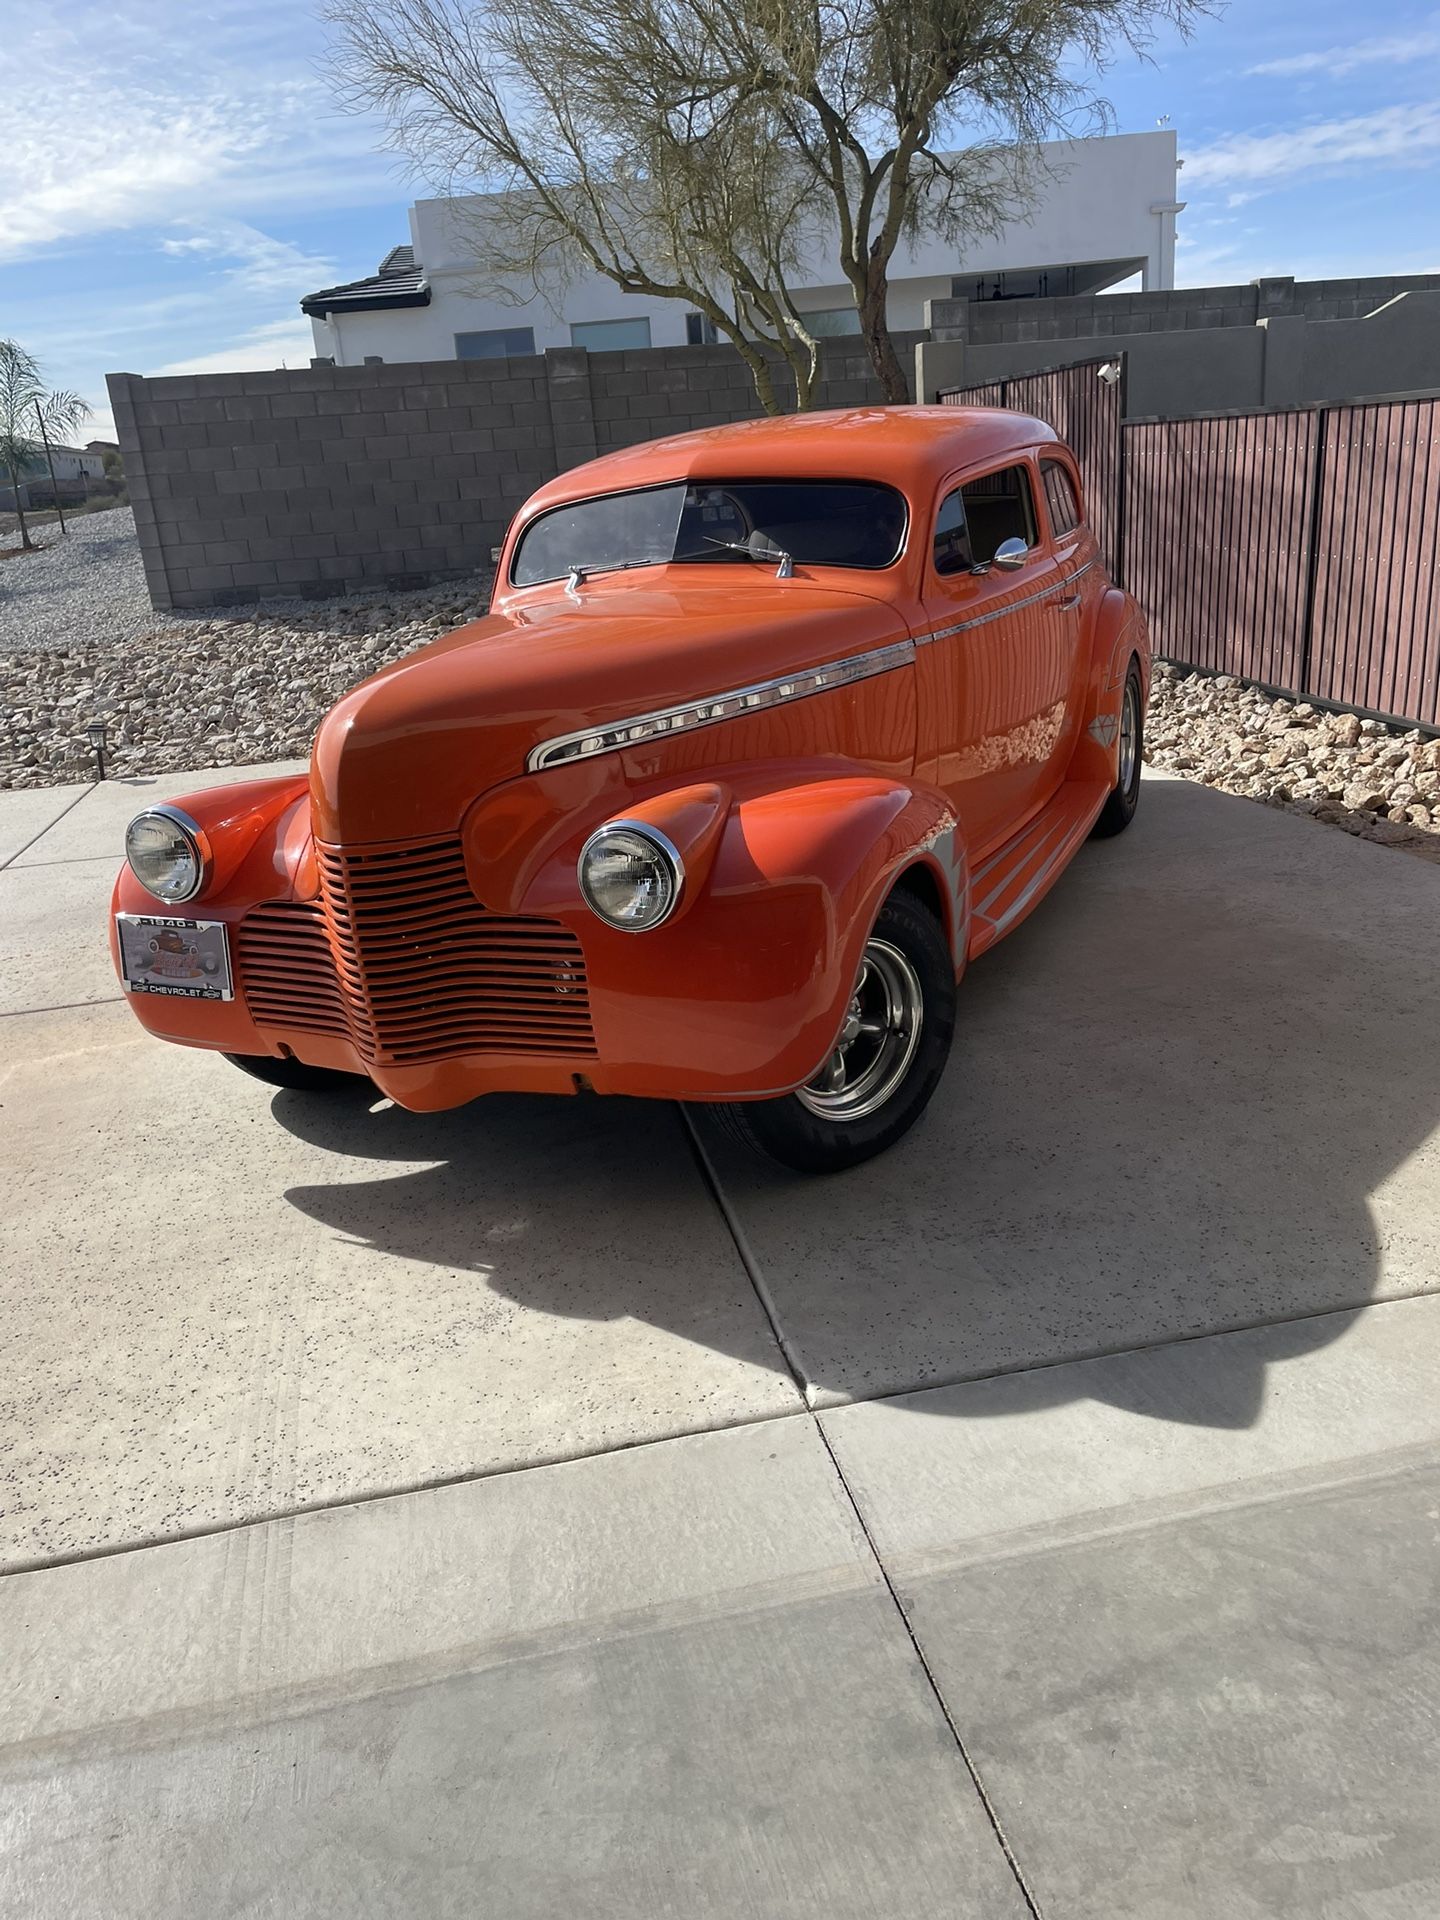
left=0, top=785, right=94, bottom=872
left=676, top=1103, right=1047, bottom=1920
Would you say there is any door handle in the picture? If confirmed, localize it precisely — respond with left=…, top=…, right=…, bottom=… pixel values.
left=1055, top=593, right=1081, bottom=611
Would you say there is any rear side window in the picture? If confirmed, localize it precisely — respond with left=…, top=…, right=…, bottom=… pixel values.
left=1042, top=461, right=1081, bottom=538
left=957, top=464, right=1036, bottom=566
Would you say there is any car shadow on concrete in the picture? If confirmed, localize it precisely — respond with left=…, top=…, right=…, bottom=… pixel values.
left=275, top=778, right=1440, bottom=1432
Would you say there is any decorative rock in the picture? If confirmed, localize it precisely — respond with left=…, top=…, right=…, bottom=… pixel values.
left=1145, top=668, right=1439, bottom=864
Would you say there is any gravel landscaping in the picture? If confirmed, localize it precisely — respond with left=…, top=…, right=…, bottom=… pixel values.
left=1147, top=665, right=1440, bottom=865
left=2, top=511, right=1437, bottom=864
left=0, top=507, right=166, bottom=652
left=0, top=509, right=493, bottom=787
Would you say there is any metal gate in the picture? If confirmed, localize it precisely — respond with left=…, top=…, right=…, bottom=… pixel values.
left=939, top=357, right=1124, bottom=574
left=940, top=360, right=1440, bottom=732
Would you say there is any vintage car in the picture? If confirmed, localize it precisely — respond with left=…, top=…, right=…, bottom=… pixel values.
left=111, top=406, right=1150, bottom=1172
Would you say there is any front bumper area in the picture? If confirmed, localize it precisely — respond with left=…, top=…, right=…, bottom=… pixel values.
left=113, top=828, right=607, bottom=1110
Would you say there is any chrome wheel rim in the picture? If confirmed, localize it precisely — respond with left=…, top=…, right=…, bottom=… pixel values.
left=796, top=937, right=924, bottom=1122
left=1118, top=680, right=1140, bottom=793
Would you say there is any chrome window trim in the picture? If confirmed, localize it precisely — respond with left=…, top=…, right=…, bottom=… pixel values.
left=915, top=559, right=1096, bottom=645
left=527, top=639, right=916, bottom=773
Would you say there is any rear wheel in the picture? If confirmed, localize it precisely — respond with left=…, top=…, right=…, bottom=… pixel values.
left=704, top=890, right=956, bottom=1174
left=224, top=1052, right=369, bottom=1094
left=1091, top=661, right=1143, bottom=838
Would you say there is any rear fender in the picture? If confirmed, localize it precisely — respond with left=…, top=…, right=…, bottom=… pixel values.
left=1069, top=588, right=1152, bottom=788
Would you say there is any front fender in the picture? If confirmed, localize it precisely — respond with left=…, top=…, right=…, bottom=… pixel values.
left=509, top=769, right=965, bottom=1100
left=108, top=774, right=322, bottom=1059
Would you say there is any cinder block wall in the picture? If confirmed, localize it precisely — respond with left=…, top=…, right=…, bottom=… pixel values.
left=110, top=333, right=923, bottom=612
left=929, top=275, right=1440, bottom=345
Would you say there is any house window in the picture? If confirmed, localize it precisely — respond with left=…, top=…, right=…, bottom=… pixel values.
left=455, top=328, right=536, bottom=359
left=1041, top=460, right=1081, bottom=537
left=798, top=306, right=862, bottom=337
left=570, top=317, right=653, bottom=352
left=686, top=313, right=719, bottom=346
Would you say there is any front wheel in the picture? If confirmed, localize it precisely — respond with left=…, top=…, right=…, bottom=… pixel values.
left=703, top=890, right=957, bottom=1174
left=1091, top=661, right=1144, bottom=838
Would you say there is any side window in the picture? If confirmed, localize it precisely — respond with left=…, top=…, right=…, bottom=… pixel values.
left=933, top=489, right=973, bottom=576
left=1041, top=461, right=1081, bottom=538
left=958, top=464, right=1036, bottom=566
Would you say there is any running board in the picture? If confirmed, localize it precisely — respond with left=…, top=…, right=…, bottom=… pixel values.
left=966, top=780, right=1110, bottom=960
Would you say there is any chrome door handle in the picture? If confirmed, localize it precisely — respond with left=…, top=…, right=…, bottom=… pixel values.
left=1055, top=593, right=1081, bottom=611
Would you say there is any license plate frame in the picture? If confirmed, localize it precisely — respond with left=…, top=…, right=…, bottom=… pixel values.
left=116, top=913, right=234, bottom=1001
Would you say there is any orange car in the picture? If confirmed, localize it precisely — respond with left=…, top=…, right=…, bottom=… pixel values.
left=111, top=406, right=1150, bottom=1172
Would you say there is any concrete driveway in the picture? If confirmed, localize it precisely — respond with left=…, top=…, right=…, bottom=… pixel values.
left=3, top=767, right=1440, bottom=1916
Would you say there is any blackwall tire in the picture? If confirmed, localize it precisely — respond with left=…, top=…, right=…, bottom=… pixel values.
left=1091, top=661, right=1144, bottom=838
left=224, top=1052, right=370, bottom=1094
left=703, top=889, right=956, bottom=1175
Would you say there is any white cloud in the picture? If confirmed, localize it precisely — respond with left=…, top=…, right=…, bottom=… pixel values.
left=156, top=222, right=335, bottom=299
left=0, top=4, right=395, bottom=263
left=1247, top=19, right=1440, bottom=79
left=154, top=318, right=320, bottom=379
left=1184, top=103, right=1440, bottom=188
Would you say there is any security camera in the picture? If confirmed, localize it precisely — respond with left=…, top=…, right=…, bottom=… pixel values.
left=1097, top=361, right=1122, bottom=387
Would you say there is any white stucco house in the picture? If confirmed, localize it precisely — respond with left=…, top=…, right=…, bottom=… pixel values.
left=0, top=444, right=106, bottom=512
left=303, top=131, right=1181, bottom=366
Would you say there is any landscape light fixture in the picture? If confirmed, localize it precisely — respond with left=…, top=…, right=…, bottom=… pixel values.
left=86, top=720, right=108, bottom=783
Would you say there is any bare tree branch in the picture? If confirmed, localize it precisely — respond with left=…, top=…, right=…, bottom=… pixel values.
left=323, top=0, right=1212, bottom=409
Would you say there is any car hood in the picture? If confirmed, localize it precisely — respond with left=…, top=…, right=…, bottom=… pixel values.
left=310, top=573, right=908, bottom=843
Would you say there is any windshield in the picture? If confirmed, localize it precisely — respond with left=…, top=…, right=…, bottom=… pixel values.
left=510, top=480, right=907, bottom=586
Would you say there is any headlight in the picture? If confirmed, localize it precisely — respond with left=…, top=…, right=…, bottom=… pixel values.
left=125, top=806, right=208, bottom=904
left=578, top=821, right=683, bottom=932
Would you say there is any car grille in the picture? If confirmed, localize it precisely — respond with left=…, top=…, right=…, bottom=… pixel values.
left=236, top=836, right=595, bottom=1066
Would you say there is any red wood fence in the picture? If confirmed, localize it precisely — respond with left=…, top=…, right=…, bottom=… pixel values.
left=939, top=362, right=1440, bottom=730
left=941, top=358, right=1123, bottom=575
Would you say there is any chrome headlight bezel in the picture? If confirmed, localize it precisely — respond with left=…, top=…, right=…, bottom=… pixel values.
left=124, top=805, right=211, bottom=905
left=577, top=820, right=684, bottom=933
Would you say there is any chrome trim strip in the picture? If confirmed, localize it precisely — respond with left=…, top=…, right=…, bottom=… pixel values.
left=973, top=817, right=1073, bottom=917
left=526, top=639, right=916, bottom=773
left=915, top=559, right=1096, bottom=646
left=974, top=838, right=1072, bottom=938
left=972, top=807, right=1064, bottom=884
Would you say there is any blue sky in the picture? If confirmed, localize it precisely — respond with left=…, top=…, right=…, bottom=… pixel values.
left=3, top=0, right=1438, bottom=441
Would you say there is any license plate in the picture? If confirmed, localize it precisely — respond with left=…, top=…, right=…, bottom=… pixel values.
left=117, top=914, right=233, bottom=1001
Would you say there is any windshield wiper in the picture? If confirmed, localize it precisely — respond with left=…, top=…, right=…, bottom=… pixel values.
left=701, top=534, right=794, bottom=579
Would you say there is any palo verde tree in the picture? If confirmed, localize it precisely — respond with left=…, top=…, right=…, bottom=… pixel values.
left=0, top=341, right=89, bottom=548
left=326, top=0, right=1208, bottom=410
left=325, top=0, right=834, bottom=412
left=713, top=0, right=1211, bottom=401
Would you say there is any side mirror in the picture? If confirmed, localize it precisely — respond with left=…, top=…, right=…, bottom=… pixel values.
left=992, top=537, right=1028, bottom=572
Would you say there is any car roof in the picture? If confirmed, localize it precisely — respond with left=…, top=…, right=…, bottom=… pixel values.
left=520, top=406, right=1058, bottom=515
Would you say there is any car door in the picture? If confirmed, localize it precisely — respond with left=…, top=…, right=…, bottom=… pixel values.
left=918, top=456, right=1061, bottom=854
left=1038, top=453, right=1104, bottom=778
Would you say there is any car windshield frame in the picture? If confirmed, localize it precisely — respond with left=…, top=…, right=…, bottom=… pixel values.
left=508, top=477, right=910, bottom=587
